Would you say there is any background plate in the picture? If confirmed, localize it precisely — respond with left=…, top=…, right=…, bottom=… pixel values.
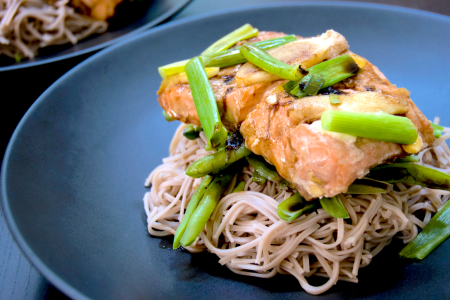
left=0, top=0, right=192, bottom=71
left=2, top=2, right=450, bottom=299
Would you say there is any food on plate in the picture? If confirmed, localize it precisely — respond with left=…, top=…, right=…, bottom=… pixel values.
left=144, top=24, right=450, bottom=295
left=0, top=0, right=124, bottom=62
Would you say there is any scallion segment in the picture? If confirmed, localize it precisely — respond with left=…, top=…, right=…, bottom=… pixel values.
left=185, top=57, right=228, bottom=148
left=431, top=122, right=444, bottom=138
left=173, top=175, right=213, bottom=249
left=205, top=35, right=297, bottom=68
left=366, top=163, right=450, bottom=191
left=399, top=198, right=450, bottom=260
left=180, top=167, right=237, bottom=247
left=201, top=24, right=258, bottom=56
left=162, top=110, right=175, bottom=122
left=158, top=59, right=190, bottom=79
left=158, top=36, right=297, bottom=78
left=240, top=44, right=304, bottom=81
left=246, top=154, right=280, bottom=182
left=233, top=181, right=246, bottom=193
left=283, top=54, right=359, bottom=98
left=329, top=94, right=341, bottom=105
left=396, top=155, right=420, bottom=163
left=302, top=74, right=325, bottom=96
left=346, top=178, right=390, bottom=194
left=319, top=196, right=350, bottom=219
left=186, top=145, right=251, bottom=178
left=252, top=171, right=267, bottom=185
left=321, top=111, right=418, bottom=145
left=277, top=193, right=318, bottom=222
left=183, top=125, right=203, bottom=140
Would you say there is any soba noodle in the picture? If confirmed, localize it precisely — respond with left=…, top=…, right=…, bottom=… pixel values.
left=143, top=119, right=450, bottom=295
left=0, top=0, right=107, bottom=60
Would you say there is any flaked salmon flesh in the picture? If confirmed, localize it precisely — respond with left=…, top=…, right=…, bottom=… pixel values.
left=157, top=30, right=435, bottom=200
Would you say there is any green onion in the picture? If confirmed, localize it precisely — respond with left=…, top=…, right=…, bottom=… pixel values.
left=396, top=155, right=420, bottom=163
left=240, top=44, right=304, bottom=81
left=186, top=145, right=251, bottom=178
left=158, top=59, right=190, bottom=79
left=15, top=52, right=21, bottom=63
left=329, top=94, right=341, bottom=105
left=252, top=171, right=267, bottom=185
left=246, top=154, right=280, bottom=182
left=205, top=35, right=297, bottom=68
left=319, top=196, right=350, bottom=219
left=162, top=110, right=175, bottom=122
left=321, top=111, right=418, bottom=145
left=185, top=57, right=228, bottom=148
left=277, top=193, right=318, bottom=222
left=201, top=24, right=258, bottom=56
left=278, top=180, right=290, bottom=189
left=346, top=178, right=390, bottom=194
left=366, top=163, right=450, bottom=191
left=173, top=175, right=213, bottom=249
left=431, top=122, right=444, bottom=138
left=180, top=167, right=237, bottom=247
left=159, top=36, right=297, bottom=78
left=233, top=181, right=246, bottom=193
left=183, top=125, right=203, bottom=140
left=302, top=74, right=324, bottom=96
left=283, top=54, right=359, bottom=98
left=399, top=198, right=450, bottom=260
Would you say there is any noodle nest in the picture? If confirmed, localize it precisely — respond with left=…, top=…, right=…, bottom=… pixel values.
left=143, top=121, right=450, bottom=295
left=0, top=0, right=107, bottom=61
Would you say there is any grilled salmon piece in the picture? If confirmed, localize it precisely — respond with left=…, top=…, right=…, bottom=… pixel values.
left=157, top=30, right=349, bottom=128
left=240, top=58, right=435, bottom=200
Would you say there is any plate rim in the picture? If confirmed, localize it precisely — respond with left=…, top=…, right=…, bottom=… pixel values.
left=0, top=0, right=193, bottom=72
left=2, top=2, right=450, bottom=299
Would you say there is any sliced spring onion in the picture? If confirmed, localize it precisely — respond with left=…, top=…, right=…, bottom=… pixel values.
left=173, top=175, right=213, bottom=249
left=201, top=24, right=258, bottom=56
left=162, top=110, right=175, bottom=122
left=302, top=74, right=324, bottom=96
left=205, top=35, right=297, bottom=68
left=252, top=171, right=267, bottom=185
left=240, top=44, right=304, bottom=81
left=366, top=163, right=450, bottom=191
left=319, top=196, right=350, bottom=219
left=186, top=145, right=251, bottom=178
left=431, top=122, right=444, bottom=138
left=180, top=168, right=236, bottom=247
left=185, top=57, right=228, bottom=148
left=158, top=59, right=190, bottom=79
left=233, top=181, right=246, bottom=193
left=396, top=155, right=420, bottom=163
left=346, top=178, right=390, bottom=194
left=399, top=198, right=450, bottom=260
left=329, top=94, right=341, bottom=105
left=246, top=154, right=280, bottom=182
left=159, top=36, right=297, bottom=78
left=321, top=111, right=418, bottom=145
left=183, top=125, right=203, bottom=140
left=277, top=193, right=318, bottom=222
left=283, top=54, right=359, bottom=98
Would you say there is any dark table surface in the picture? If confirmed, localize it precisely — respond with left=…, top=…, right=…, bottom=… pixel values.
left=1, top=0, right=449, bottom=299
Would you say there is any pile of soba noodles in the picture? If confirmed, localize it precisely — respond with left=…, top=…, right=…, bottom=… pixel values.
left=143, top=118, right=450, bottom=295
left=0, top=0, right=108, bottom=61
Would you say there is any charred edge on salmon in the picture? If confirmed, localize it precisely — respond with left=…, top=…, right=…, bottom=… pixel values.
left=226, top=131, right=245, bottom=150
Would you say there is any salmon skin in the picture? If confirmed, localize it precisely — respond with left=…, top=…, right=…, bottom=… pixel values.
left=157, top=30, right=435, bottom=200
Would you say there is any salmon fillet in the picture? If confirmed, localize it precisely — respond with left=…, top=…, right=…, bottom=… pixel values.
left=240, top=57, right=434, bottom=199
left=157, top=30, right=435, bottom=200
